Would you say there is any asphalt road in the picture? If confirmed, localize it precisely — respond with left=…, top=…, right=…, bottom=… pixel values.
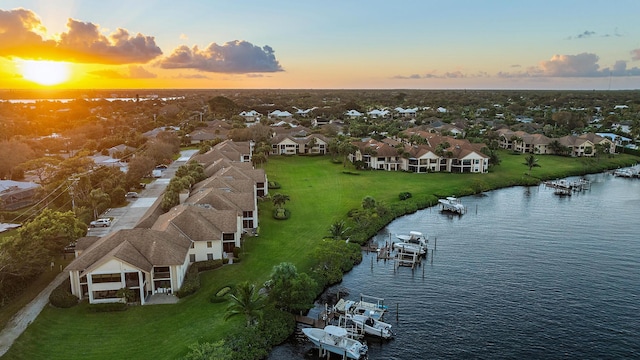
left=0, top=149, right=198, bottom=357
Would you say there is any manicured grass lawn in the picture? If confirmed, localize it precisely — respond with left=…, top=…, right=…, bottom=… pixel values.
left=2, top=152, right=637, bottom=360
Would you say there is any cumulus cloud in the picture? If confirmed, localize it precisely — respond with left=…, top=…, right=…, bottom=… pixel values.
left=538, top=53, right=601, bottom=77
left=396, top=52, right=640, bottom=81
left=499, top=52, right=640, bottom=78
left=89, top=65, right=157, bottom=79
left=0, top=8, right=162, bottom=64
left=158, top=40, right=283, bottom=73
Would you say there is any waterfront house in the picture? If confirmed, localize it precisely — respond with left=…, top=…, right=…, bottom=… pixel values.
left=67, top=229, right=191, bottom=305
left=151, top=204, right=242, bottom=262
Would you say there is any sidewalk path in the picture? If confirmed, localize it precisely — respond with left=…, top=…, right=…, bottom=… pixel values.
left=0, top=271, right=68, bottom=356
left=0, top=149, right=198, bottom=357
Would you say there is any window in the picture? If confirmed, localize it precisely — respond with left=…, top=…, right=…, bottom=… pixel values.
left=207, top=253, right=213, bottom=260
left=190, top=242, right=194, bottom=249
left=189, top=254, right=196, bottom=262
left=222, top=233, right=235, bottom=241
left=91, top=273, right=121, bottom=284
left=206, top=241, right=212, bottom=248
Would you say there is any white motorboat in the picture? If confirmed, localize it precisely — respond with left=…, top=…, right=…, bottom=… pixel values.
left=395, top=231, right=427, bottom=254
left=334, top=297, right=387, bottom=320
left=438, top=196, right=467, bottom=214
left=393, top=241, right=426, bottom=256
left=302, top=325, right=368, bottom=359
left=345, top=313, right=394, bottom=339
left=396, top=230, right=425, bottom=243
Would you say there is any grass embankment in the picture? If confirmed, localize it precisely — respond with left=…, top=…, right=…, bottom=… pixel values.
left=1, top=151, right=637, bottom=360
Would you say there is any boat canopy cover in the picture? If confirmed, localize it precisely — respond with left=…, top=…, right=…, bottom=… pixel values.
left=324, top=325, right=348, bottom=337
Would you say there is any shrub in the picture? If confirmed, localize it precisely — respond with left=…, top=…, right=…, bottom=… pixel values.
left=268, top=181, right=281, bottom=189
left=210, top=285, right=233, bottom=303
left=272, top=208, right=290, bottom=220
left=195, top=259, right=224, bottom=272
left=232, top=247, right=241, bottom=258
left=398, top=191, right=412, bottom=200
left=175, top=265, right=200, bottom=298
left=88, top=302, right=127, bottom=313
left=49, top=279, right=79, bottom=308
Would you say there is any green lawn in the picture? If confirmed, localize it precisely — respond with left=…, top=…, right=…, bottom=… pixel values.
left=1, top=152, right=637, bottom=360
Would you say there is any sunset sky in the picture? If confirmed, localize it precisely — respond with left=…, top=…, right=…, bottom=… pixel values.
left=2, top=0, right=640, bottom=90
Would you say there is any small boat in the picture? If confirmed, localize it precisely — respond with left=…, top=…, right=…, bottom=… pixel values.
left=302, top=325, right=368, bottom=359
left=345, top=313, right=395, bottom=339
left=393, top=241, right=426, bottom=256
left=396, top=230, right=425, bottom=243
left=439, top=196, right=467, bottom=214
left=334, top=296, right=387, bottom=320
left=395, top=231, right=427, bottom=254
left=614, top=168, right=638, bottom=178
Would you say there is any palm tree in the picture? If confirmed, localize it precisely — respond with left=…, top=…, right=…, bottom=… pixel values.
left=362, top=196, right=376, bottom=210
left=524, top=154, right=540, bottom=175
left=548, top=140, right=564, bottom=155
left=307, top=137, right=317, bottom=153
left=224, top=281, right=266, bottom=327
left=89, top=188, right=111, bottom=220
left=328, top=220, right=350, bottom=240
left=271, top=193, right=290, bottom=209
left=251, top=152, right=267, bottom=168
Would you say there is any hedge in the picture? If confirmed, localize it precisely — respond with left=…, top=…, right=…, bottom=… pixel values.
left=49, top=278, right=79, bottom=308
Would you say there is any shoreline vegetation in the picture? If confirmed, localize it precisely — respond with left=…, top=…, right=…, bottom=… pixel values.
left=2, top=151, right=638, bottom=359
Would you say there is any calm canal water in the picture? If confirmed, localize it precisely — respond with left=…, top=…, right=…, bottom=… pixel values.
left=269, top=170, right=640, bottom=360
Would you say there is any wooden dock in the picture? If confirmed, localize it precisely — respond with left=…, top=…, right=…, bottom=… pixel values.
left=394, top=248, right=422, bottom=269
left=543, top=178, right=590, bottom=193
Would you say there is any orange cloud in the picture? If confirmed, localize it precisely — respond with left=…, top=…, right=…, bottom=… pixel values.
left=0, top=8, right=162, bottom=64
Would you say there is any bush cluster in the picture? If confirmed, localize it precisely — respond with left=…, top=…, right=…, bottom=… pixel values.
left=195, top=259, right=224, bottom=272
left=176, top=258, right=233, bottom=298
left=398, top=191, right=412, bottom=200
left=222, top=306, right=295, bottom=360
left=175, top=266, right=200, bottom=298
left=49, top=278, right=79, bottom=308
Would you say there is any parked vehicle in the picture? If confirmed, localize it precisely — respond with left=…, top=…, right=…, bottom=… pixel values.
left=125, top=192, right=139, bottom=198
left=90, top=218, right=112, bottom=227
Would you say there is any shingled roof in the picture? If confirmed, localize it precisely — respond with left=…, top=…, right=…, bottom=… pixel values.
left=152, top=204, right=238, bottom=241
left=66, top=229, right=190, bottom=275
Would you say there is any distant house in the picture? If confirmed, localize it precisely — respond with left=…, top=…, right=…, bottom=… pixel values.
left=497, top=129, right=615, bottom=156
left=239, top=110, right=261, bottom=125
left=345, top=110, right=363, bottom=119
left=187, top=120, right=231, bottom=144
left=351, top=133, right=489, bottom=173
left=367, top=109, right=390, bottom=118
left=270, top=134, right=328, bottom=155
left=268, top=110, right=293, bottom=119
left=107, top=144, right=136, bottom=158
left=0, top=180, right=41, bottom=211
left=89, top=155, right=128, bottom=173
left=294, top=107, right=317, bottom=117
left=395, top=107, right=418, bottom=118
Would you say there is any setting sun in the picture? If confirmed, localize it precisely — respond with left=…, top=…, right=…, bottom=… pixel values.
left=19, top=60, right=71, bottom=86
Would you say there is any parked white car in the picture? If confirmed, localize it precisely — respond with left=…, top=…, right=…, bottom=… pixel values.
left=90, top=218, right=112, bottom=228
